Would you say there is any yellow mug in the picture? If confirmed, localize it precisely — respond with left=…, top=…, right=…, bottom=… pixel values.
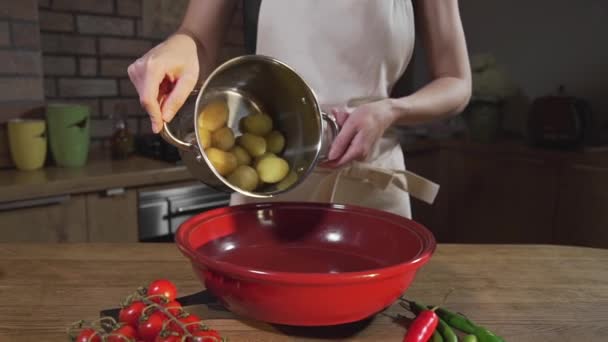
left=7, top=119, right=47, bottom=171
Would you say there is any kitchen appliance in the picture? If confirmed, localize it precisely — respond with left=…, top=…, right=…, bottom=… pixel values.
left=138, top=183, right=230, bottom=242
left=527, top=86, right=593, bottom=149
left=160, top=55, right=339, bottom=198
left=175, top=202, right=436, bottom=326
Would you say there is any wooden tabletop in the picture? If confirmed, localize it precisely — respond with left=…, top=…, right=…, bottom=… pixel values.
left=0, top=154, right=192, bottom=203
left=1, top=243, right=606, bottom=342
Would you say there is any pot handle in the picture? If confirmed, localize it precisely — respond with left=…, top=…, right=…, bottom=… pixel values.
left=160, top=121, right=194, bottom=151
left=319, top=111, right=340, bottom=161
left=322, top=111, right=340, bottom=139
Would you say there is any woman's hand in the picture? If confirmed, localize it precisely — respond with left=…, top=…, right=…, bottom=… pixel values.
left=128, top=33, right=200, bottom=133
left=324, top=99, right=397, bottom=168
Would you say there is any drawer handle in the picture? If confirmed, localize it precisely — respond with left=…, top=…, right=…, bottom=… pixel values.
left=0, top=195, right=70, bottom=211
left=175, top=199, right=229, bottom=213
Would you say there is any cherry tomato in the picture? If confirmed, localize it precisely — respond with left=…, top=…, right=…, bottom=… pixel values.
left=75, top=328, right=101, bottom=342
left=108, top=324, right=138, bottom=342
left=169, top=313, right=205, bottom=334
left=138, top=311, right=168, bottom=342
left=187, top=329, right=222, bottom=342
left=163, top=300, right=183, bottom=316
left=119, top=301, right=147, bottom=328
left=147, top=279, right=177, bottom=303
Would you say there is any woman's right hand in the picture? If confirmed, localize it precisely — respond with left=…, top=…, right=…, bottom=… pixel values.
left=128, top=33, right=200, bottom=133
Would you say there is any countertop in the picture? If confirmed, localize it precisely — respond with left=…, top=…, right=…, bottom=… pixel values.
left=402, top=137, right=608, bottom=166
left=0, top=153, right=194, bottom=203
left=1, top=243, right=606, bottom=341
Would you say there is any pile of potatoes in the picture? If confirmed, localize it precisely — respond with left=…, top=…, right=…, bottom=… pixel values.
left=196, top=100, right=295, bottom=192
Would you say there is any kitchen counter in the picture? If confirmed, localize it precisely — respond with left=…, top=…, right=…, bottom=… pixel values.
left=1, top=243, right=606, bottom=341
left=0, top=154, right=193, bottom=203
left=403, top=137, right=608, bottom=167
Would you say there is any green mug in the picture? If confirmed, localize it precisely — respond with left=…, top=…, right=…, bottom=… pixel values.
left=46, top=104, right=90, bottom=167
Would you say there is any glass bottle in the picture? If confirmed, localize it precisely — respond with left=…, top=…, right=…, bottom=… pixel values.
left=111, top=115, right=134, bottom=160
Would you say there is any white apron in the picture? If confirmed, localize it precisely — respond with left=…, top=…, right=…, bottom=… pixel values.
left=230, top=0, right=438, bottom=218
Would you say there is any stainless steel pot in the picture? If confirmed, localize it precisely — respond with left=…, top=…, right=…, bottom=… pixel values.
left=160, top=55, right=339, bottom=198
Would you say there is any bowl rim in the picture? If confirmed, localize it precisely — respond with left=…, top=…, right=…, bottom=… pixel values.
left=175, top=202, right=436, bottom=285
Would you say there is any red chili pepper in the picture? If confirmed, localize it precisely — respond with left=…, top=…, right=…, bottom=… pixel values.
left=403, top=309, right=439, bottom=342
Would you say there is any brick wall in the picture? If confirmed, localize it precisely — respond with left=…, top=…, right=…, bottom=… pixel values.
left=0, top=0, right=44, bottom=167
left=0, top=0, right=44, bottom=117
left=39, top=0, right=245, bottom=143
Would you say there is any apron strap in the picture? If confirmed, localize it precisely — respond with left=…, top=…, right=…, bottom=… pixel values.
left=341, top=162, right=440, bottom=204
left=329, top=168, right=347, bottom=203
left=390, top=170, right=440, bottom=205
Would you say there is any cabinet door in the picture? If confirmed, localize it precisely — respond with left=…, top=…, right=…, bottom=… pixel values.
left=0, top=195, right=87, bottom=242
left=86, top=189, right=138, bottom=242
left=554, top=165, right=608, bottom=248
left=441, top=149, right=558, bottom=244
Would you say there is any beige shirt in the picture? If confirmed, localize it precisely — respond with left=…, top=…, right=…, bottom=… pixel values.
left=231, top=0, right=419, bottom=218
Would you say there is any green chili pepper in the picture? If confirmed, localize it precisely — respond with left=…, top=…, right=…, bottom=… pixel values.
left=436, top=317, right=458, bottom=342
left=463, top=335, right=478, bottom=342
left=434, top=307, right=477, bottom=334
left=428, top=305, right=505, bottom=342
left=431, top=331, right=444, bottom=342
left=474, top=327, right=505, bottom=342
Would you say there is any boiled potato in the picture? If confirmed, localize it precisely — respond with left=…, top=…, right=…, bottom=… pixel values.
left=230, top=145, right=251, bottom=166
left=277, top=170, right=298, bottom=191
left=205, top=147, right=237, bottom=176
left=265, top=130, right=285, bottom=154
left=211, top=126, right=235, bottom=151
left=227, top=165, right=259, bottom=192
left=237, top=133, right=266, bottom=157
left=198, top=100, right=228, bottom=132
left=198, top=128, right=211, bottom=149
left=256, top=156, right=289, bottom=183
left=240, top=113, right=273, bottom=136
left=253, top=152, right=276, bottom=168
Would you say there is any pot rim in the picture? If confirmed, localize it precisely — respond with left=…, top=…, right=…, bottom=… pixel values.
left=192, top=55, right=325, bottom=198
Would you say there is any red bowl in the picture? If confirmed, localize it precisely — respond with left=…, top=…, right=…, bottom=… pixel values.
left=175, top=202, right=436, bottom=326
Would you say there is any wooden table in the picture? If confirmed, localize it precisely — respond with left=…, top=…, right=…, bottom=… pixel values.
left=1, top=244, right=607, bottom=341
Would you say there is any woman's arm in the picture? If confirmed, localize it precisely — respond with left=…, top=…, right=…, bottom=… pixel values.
left=178, top=0, right=238, bottom=80
left=391, top=0, right=472, bottom=125
left=128, top=0, right=237, bottom=133
left=326, top=0, right=471, bottom=166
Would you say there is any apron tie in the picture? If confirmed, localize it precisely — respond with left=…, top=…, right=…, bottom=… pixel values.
left=338, top=162, right=440, bottom=205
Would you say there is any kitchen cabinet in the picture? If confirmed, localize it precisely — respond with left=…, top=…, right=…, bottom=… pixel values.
left=85, top=189, right=138, bottom=242
left=403, top=139, right=608, bottom=248
left=554, top=164, right=608, bottom=248
left=440, top=149, right=558, bottom=243
left=0, top=195, right=87, bottom=242
left=0, top=189, right=138, bottom=243
left=0, top=154, right=194, bottom=243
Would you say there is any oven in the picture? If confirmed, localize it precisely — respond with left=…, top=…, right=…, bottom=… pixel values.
left=138, top=183, right=231, bottom=242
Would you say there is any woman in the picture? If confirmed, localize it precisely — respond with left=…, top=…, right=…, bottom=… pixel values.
left=128, top=0, right=471, bottom=218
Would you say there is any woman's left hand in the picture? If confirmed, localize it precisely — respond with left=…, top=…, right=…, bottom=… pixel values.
left=323, top=99, right=397, bottom=168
